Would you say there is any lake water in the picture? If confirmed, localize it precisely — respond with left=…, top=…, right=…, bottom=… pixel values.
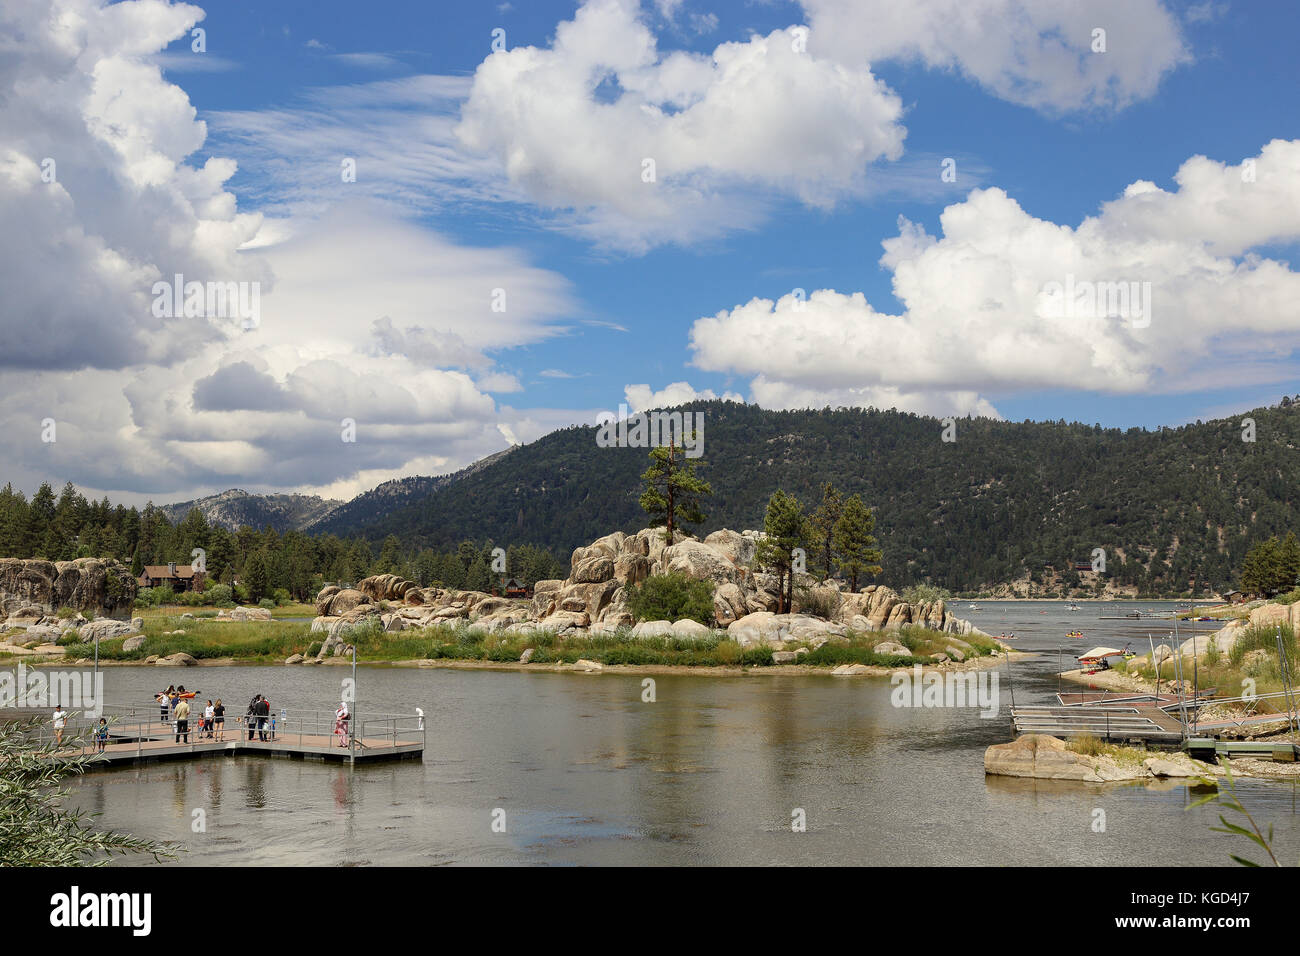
left=35, top=601, right=1300, bottom=865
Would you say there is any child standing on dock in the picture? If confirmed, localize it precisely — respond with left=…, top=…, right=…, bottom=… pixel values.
left=95, top=718, right=109, bottom=753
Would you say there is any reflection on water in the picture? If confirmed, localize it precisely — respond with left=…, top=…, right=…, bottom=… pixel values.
left=36, top=602, right=1300, bottom=865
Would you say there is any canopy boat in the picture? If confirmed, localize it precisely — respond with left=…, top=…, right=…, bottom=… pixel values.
left=1076, top=646, right=1133, bottom=674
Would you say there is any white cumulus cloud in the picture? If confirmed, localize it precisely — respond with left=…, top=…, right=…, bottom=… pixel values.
left=456, top=0, right=906, bottom=249
left=689, top=140, right=1300, bottom=415
left=799, top=0, right=1190, bottom=113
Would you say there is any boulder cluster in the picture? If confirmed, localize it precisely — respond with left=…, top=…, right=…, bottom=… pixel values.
left=307, top=526, right=983, bottom=659
left=0, top=557, right=136, bottom=621
left=984, top=734, right=1222, bottom=783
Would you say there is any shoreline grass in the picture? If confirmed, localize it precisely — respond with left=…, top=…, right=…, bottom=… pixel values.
left=50, top=612, right=1003, bottom=670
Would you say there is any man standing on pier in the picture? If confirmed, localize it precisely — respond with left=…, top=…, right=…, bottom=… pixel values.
left=175, top=697, right=190, bottom=744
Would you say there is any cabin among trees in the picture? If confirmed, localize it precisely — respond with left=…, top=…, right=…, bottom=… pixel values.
left=138, top=562, right=205, bottom=592
left=492, top=577, right=531, bottom=598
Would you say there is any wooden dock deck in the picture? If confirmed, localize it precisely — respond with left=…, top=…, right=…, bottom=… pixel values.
left=62, top=731, right=425, bottom=768
left=21, top=705, right=426, bottom=769
left=1011, top=704, right=1188, bottom=743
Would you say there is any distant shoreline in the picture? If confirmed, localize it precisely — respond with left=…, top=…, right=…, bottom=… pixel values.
left=16, top=650, right=1027, bottom=676
left=959, top=597, right=1219, bottom=603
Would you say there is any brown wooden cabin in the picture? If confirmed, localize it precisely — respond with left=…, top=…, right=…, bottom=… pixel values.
left=138, top=562, right=206, bottom=592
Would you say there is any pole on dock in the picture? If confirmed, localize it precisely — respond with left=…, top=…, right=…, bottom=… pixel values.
left=1003, top=646, right=1017, bottom=736
left=1148, top=634, right=1158, bottom=699
left=350, top=642, right=357, bottom=766
left=1193, top=647, right=1199, bottom=737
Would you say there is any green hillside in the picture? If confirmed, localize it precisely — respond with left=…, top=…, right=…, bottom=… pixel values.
left=334, top=400, right=1300, bottom=594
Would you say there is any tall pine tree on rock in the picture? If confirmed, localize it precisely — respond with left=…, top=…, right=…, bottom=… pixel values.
left=639, top=438, right=712, bottom=543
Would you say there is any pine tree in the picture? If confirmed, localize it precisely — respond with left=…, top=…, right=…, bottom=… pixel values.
left=833, top=494, right=883, bottom=592
left=242, top=550, right=271, bottom=603
left=639, top=438, right=712, bottom=543
left=374, top=535, right=403, bottom=575
left=808, top=482, right=844, bottom=581
left=755, top=490, right=808, bottom=613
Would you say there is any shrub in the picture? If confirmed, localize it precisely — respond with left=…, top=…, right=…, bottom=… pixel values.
left=626, top=573, right=716, bottom=626
left=257, top=598, right=276, bottom=610
left=796, top=586, right=838, bottom=619
left=1068, top=734, right=1106, bottom=756
left=306, top=641, right=322, bottom=658
left=55, top=606, right=75, bottom=620
left=901, top=584, right=953, bottom=605
left=272, top=588, right=292, bottom=606
left=206, top=583, right=233, bottom=606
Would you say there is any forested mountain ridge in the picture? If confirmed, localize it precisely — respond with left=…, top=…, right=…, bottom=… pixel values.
left=331, top=399, right=1300, bottom=594
left=305, top=447, right=516, bottom=536
left=159, top=489, right=342, bottom=533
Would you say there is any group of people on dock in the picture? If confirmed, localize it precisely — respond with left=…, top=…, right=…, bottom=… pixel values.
left=56, top=686, right=355, bottom=750
left=153, top=687, right=351, bottom=745
left=155, top=685, right=225, bottom=744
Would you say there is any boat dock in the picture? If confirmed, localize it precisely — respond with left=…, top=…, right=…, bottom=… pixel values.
left=27, top=704, right=424, bottom=768
left=1056, top=690, right=1216, bottom=709
left=1011, top=704, right=1188, bottom=744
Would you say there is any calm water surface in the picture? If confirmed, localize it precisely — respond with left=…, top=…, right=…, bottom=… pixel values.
left=39, top=601, right=1300, bottom=865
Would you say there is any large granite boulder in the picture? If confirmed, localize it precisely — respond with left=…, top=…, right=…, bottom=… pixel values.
left=358, top=574, right=417, bottom=602
left=671, top=619, right=712, bottom=639
left=230, top=605, right=272, bottom=621
left=983, top=735, right=1119, bottom=782
left=631, top=620, right=674, bottom=639
left=156, top=652, right=197, bottom=667
left=1250, top=603, right=1289, bottom=628
left=81, top=618, right=138, bottom=643
left=531, top=580, right=564, bottom=618
left=572, top=555, right=615, bottom=584
left=659, top=539, right=738, bottom=586
left=0, top=557, right=136, bottom=620
left=539, top=610, right=589, bottom=634
left=727, top=612, right=843, bottom=648
left=702, top=529, right=758, bottom=568
left=558, top=581, right=618, bottom=619
left=872, top=640, right=911, bottom=657
left=613, top=553, right=651, bottom=587
left=316, top=588, right=371, bottom=617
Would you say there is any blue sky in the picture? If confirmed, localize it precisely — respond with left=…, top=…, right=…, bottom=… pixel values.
left=166, top=0, right=1300, bottom=429
left=5, top=0, right=1300, bottom=502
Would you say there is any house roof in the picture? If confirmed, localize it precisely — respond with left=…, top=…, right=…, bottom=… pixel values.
left=141, top=565, right=198, bottom=579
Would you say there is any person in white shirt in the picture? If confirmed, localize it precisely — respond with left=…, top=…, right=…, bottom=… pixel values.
left=203, top=701, right=216, bottom=739
left=52, top=706, right=68, bottom=746
left=334, top=701, right=350, bottom=747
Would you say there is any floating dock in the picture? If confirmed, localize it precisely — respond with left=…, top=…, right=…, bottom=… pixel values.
left=23, top=704, right=424, bottom=769
left=1184, top=738, right=1300, bottom=762
left=1011, top=704, right=1188, bottom=744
